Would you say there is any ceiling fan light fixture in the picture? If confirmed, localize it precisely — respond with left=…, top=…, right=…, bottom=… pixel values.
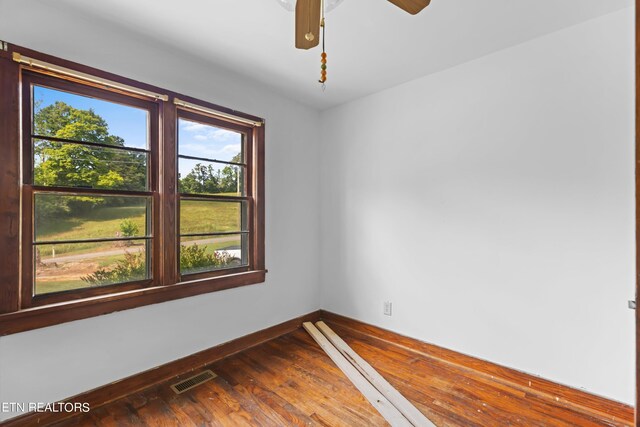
left=276, top=0, right=345, bottom=13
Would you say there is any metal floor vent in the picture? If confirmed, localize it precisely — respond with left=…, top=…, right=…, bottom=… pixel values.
left=171, top=369, right=217, bottom=394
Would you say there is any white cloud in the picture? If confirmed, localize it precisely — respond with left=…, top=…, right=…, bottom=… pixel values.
left=180, top=121, right=209, bottom=132
left=180, top=120, right=240, bottom=143
left=222, top=144, right=241, bottom=154
left=179, top=119, right=242, bottom=161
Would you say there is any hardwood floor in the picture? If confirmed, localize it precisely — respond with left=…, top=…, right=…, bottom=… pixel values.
left=55, top=324, right=632, bottom=427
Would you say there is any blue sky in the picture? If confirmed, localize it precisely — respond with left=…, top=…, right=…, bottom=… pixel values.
left=34, top=85, right=148, bottom=149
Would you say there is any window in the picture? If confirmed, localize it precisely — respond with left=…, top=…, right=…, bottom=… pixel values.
left=177, top=112, right=251, bottom=277
left=0, top=45, right=265, bottom=334
left=23, top=74, right=159, bottom=306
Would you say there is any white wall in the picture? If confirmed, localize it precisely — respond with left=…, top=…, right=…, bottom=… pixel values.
left=0, top=1, right=321, bottom=421
left=320, top=9, right=635, bottom=404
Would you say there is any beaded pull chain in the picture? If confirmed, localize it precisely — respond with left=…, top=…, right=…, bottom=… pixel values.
left=319, top=1, right=326, bottom=90
left=320, top=51, right=327, bottom=88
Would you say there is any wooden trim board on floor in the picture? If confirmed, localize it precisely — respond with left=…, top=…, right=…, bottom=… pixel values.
left=320, top=311, right=634, bottom=426
left=316, top=321, right=435, bottom=427
left=303, top=322, right=414, bottom=426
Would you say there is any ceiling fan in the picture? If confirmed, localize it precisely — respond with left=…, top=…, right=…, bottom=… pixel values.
left=277, top=0, right=431, bottom=85
left=289, top=0, right=431, bottom=50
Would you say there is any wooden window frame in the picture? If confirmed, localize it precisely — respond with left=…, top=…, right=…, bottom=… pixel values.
left=0, top=43, right=266, bottom=335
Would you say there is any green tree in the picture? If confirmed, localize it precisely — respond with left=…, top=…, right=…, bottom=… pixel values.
left=119, top=219, right=140, bottom=246
left=178, top=153, right=242, bottom=195
left=179, top=163, right=220, bottom=194
left=33, top=101, right=146, bottom=220
left=119, top=219, right=139, bottom=238
left=35, top=101, right=124, bottom=145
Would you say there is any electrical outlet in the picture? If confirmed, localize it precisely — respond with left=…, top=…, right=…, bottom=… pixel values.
left=383, top=301, right=392, bottom=316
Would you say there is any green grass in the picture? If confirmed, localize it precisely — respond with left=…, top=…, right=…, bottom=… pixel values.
left=37, top=205, right=147, bottom=238
left=35, top=279, right=88, bottom=295
left=179, top=198, right=242, bottom=234
left=37, top=196, right=241, bottom=257
left=181, top=238, right=241, bottom=253
left=35, top=270, right=144, bottom=295
left=37, top=205, right=147, bottom=257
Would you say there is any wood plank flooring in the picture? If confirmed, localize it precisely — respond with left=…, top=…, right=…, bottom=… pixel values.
left=55, top=324, right=632, bottom=427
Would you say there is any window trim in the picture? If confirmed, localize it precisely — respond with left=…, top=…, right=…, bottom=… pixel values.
left=0, top=43, right=266, bottom=335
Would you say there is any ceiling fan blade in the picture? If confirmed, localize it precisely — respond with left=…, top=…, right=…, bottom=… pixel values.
left=296, top=0, right=321, bottom=49
left=387, top=0, right=431, bottom=15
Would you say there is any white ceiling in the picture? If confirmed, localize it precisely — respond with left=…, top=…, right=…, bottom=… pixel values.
left=5, top=0, right=635, bottom=109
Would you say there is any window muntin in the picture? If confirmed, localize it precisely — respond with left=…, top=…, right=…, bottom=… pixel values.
left=177, top=115, right=250, bottom=277
left=24, top=76, right=157, bottom=300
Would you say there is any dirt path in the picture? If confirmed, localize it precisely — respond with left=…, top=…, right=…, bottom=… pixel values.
left=40, top=235, right=240, bottom=264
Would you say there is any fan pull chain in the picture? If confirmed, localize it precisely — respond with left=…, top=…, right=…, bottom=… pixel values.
left=319, top=4, right=326, bottom=90
left=318, top=0, right=327, bottom=92
left=319, top=44, right=326, bottom=88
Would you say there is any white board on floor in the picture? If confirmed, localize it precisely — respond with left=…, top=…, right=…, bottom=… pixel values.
left=303, top=322, right=413, bottom=427
left=316, top=321, right=436, bottom=427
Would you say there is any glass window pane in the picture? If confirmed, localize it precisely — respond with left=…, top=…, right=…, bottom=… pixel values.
left=180, top=199, right=244, bottom=235
left=178, top=158, right=244, bottom=197
left=35, top=240, right=150, bottom=295
left=35, top=194, right=151, bottom=242
left=33, top=139, right=149, bottom=191
left=178, top=118, right=243, bottom=163
left=33, top=85, right=148, bottom=149
left=180, top=234, right=246, bottom=275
